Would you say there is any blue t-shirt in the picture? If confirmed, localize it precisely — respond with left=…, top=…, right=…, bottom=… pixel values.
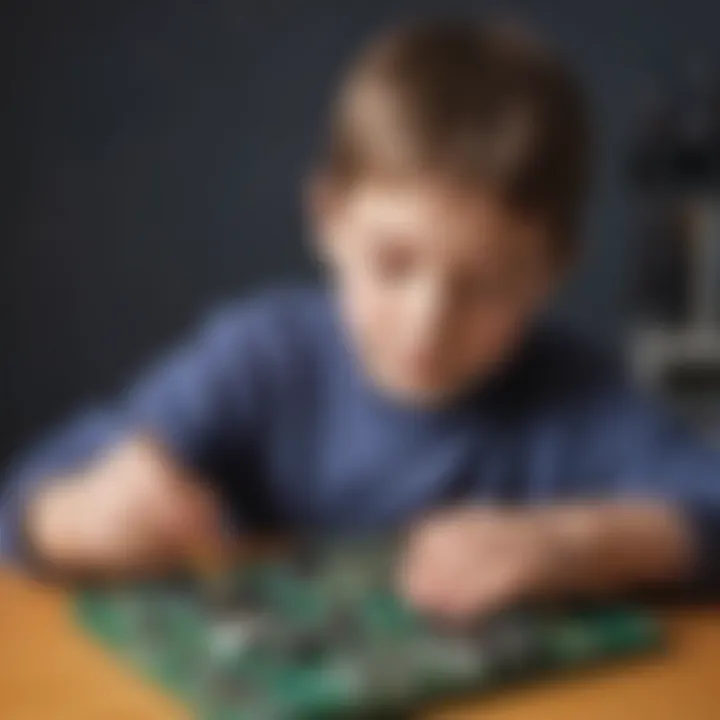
left=3, top=287, right=720, bottom=579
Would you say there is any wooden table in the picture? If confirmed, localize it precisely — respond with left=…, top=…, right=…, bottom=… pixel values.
left=1, top=570, right=719, bottom=719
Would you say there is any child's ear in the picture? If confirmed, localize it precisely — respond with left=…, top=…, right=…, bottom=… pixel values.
left=302, top=169, right=343, bottom=265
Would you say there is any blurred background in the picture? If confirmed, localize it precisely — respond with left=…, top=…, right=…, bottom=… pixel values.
left=4, top=0, right=720, bottom=464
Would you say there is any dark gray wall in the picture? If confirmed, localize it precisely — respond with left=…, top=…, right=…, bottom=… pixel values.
left=3, top=0, right=720, bottom=461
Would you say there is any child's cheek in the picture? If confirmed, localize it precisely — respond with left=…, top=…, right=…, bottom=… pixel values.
left=340, top=263, right=396, bottom=359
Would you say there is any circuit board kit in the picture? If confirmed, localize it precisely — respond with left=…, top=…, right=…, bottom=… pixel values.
left=75, top=538, right=664, bottom=719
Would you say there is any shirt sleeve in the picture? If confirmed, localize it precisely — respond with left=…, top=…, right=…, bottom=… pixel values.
left=0, top=301, right=270, bottom=567
left=122, top=303, right=267, bottom=472
left=570, top=386, right=720, bottom=586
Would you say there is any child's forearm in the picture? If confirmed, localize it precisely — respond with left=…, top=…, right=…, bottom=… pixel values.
left=542, top=502, right=697, bottom=595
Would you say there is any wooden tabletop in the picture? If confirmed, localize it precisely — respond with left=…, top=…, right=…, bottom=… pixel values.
left=1, top=570, right=719, bottom=719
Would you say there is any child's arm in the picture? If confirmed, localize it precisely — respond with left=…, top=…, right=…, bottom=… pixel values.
left=22, top=436, right=224, bottom=577
left=0, top=301, right=272, bottom=576
left=400, top=503, right=694, bottom=621
left=401, top=385, right=720, bottom=620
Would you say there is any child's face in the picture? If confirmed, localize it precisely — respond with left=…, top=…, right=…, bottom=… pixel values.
left=317, top=177, right=557, bottom=405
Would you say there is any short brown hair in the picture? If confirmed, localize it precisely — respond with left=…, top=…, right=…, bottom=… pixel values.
left=323, top=18, right=591, bottom=258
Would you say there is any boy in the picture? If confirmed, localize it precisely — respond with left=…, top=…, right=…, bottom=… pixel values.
left=2, top=19, right=718, bottom=621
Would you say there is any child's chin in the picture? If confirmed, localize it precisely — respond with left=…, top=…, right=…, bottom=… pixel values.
left=379, top=373, right=465, bottom=408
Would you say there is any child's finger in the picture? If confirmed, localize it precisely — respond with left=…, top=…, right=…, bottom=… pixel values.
left=150, top=485, right=226, bottom=565
left=400, top=546, right=470, bottom=611
left=454, top=556, right=532, bottom=618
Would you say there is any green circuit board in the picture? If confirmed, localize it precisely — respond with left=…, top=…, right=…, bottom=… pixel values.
left=74, top=538, right=663, bottom=719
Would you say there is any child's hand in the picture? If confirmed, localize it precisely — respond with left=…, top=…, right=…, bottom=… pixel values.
left=399, top=508, right=568, bottom=621
left=26, top=437, right=225, bottom=576
left=399, top=504, right=693, bottom=622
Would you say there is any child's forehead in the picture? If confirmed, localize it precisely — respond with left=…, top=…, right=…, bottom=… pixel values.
left=345, top=177, right=536, bottom=245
